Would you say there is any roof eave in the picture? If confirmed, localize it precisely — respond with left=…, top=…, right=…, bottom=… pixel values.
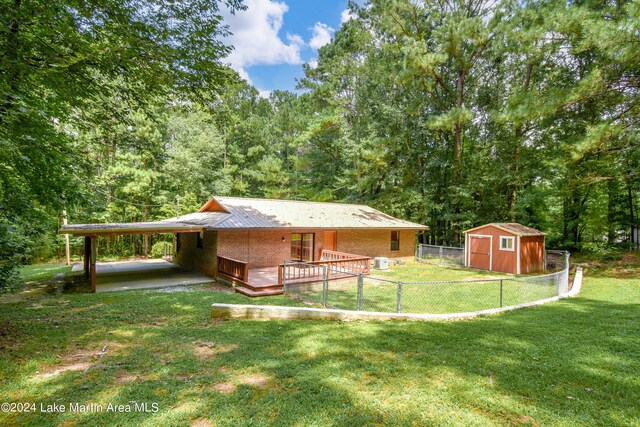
left=463, top=223, right=544, bottom=236
left=205, top=225, right=429, bottom=231
left=59, top=223, right=204, bottom=236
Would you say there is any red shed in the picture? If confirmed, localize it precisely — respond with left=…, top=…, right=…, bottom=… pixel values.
left=464, top=223, right=545, bottom=274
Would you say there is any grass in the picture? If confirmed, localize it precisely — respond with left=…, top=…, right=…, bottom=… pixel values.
left=374, top=260, right=510, bottom=282
left=0, top=262, right=638, bottom=426
left=289, top=261, right=556, bottom=314
left=19, top=263, right=73, bottom=283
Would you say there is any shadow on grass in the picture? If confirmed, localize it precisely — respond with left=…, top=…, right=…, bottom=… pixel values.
left=0, top=279, right=638, bottom=426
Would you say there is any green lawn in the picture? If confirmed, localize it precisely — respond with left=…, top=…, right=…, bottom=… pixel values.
left=289, top=262, right=556, bottom=313
left=19, top=263, right=73, bottom=283
left=373, top=260, right=510, bottom=282
left=0, top=269, right=638, bottom=426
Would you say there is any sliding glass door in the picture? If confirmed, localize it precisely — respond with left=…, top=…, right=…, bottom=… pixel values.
left=291, top=233, right=314, bottom=261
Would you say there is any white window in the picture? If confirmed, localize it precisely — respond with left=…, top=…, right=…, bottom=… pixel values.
left=500, top=236, right=515, bottom=251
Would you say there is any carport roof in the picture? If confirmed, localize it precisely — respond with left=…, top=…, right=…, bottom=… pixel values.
left=59, top=220, right=204, bottom=236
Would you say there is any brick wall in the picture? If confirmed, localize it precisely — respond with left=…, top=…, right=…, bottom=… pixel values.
left=217, top=229, right=328, bottom=269
left=174, top=231, right=218, bottom=277
left=216, top=228, right=417, bottom=268
left=336, top=229, right=415, bottom=259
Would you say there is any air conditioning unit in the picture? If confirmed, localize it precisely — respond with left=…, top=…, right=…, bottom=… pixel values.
left=374, top=257, right=389, bottom=270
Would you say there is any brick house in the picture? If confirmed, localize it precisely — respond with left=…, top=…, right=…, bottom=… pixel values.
left=169, top=197, right=427, bottom=294
left=60, top=196, right=427, bottom=296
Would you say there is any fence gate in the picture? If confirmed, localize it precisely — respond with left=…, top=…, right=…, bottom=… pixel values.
left=469, top=235, right=492, bottom=270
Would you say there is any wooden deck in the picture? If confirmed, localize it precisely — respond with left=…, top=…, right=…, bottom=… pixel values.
left=234, top=267, right=283, bottom=297
left=219, top=250, right=372, bottom=297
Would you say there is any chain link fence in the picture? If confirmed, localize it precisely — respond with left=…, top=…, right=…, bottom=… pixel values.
left=416, top=244, right=465, bottom=266
left=284, top=252, right=571, bottom=314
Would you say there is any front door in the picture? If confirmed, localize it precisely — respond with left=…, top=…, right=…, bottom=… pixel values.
left=324, top=231, right=337, bottom=252
left=291, top=233, right=314, bottom=261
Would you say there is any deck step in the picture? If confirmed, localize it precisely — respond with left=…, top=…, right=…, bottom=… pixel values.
left=235, top=286, right=283, bottom=297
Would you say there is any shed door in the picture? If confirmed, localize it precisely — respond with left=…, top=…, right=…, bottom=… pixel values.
left=469, top=235, right=492, bottom=271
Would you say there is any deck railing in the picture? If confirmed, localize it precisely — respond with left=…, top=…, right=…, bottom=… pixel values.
left=320, top=249, right=366, bottom=263
left=279, top=251, right=371, bottom=285
left=217, top=256, right=249, bottom=286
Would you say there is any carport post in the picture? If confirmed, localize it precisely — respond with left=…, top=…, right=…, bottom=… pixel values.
left=83, top=236, right=90, bottom=278
left=90, top=236, right=97, bottom=292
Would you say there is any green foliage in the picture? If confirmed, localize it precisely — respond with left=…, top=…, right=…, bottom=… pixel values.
left=150, top=241, right=171, bottom=259
left=3, top=0, right=639, bottom=267
left=0, top=0, right=246, bottom=275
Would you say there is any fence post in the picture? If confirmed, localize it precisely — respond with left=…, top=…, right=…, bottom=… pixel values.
left=562, top=251, right=571, bottom=294
left=397, top=282, right=403, bottom=313
left=499, top=280, right=503, bottom=308
left=322, top=265, right=328, bottom=307
left=357, top=274, right=363, bottom=310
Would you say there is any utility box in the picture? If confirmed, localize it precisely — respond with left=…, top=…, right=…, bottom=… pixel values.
left=374, top=257, right=389, bottom=270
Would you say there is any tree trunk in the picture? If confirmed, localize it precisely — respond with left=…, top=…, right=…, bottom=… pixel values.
left=607, top=177, right=617, bottom=244
left=453, top=69, right=465, bottom=181
left=628, top=173, right=636, bottom=248
left=509, top=63, right=534, bottom=221
left=0, top=0, right=22, bottom=124
left=143, top=196, right=149, bottom=257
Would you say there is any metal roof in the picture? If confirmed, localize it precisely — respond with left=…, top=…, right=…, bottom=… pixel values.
left=60, top=197, right=428, bottom=235
left=59, top=221, right=204, bottom=236
left=464, top=223, right=545, bottom=236
left=167, top=197, right=428, bottom=230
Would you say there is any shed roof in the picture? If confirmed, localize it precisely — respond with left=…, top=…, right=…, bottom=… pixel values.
left=464, top=223, right=545, bottom=237
left=60, top=197, right=428, bottom=236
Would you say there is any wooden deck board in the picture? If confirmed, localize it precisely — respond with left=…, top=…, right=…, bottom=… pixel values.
left=247, top=267, right=280, bottom=288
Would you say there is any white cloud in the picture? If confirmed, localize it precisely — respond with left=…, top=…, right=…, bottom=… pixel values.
left=222, top=0, right=304, bottom=82
left=307, top=59, right=318, bottom=69
left=286, top=33, right=305, bottom=47
left=258, top=89, right=272, bottom=98
left=309, top=22, right=334, bottom=50
left=340, top=8, right=355, bottom=24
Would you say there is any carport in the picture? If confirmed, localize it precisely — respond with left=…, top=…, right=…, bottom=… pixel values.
left=60, top=220, right=205, bottom=292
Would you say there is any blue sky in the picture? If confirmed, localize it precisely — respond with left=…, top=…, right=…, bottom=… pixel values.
left=221, top=0, right=356, bottom=96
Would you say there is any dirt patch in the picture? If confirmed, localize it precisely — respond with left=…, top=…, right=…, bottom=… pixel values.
left=114, top=372, right=140, bottom=385
left=509, top=414, right=539, bottom=426
left=193, top=342, right=238, bottom=361
left=212, top=381, right=237, bottom=393
left=138, top=321, right=169, bottom=327
left=37, top=342, right=129, bottom=379
left=236, top=373, right=270, bottom=388
left=202, top=283, right=235, bottom=293
left=210, top=371, right=271, bottom=394
left=191, top=419, right=213, bottom=427
left=621, top=252, right=640, bottom=264
left=39, top=361, right=93, bottom=378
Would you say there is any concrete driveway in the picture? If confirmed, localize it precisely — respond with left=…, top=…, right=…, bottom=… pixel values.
left=94, top=259, right=212, bottom=293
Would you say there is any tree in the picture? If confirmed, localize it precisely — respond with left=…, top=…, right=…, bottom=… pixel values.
left=0, top=0, right=244, bottom=290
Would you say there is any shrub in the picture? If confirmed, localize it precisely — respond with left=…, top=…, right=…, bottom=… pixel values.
left=151, top=241, right=172, bottom=258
